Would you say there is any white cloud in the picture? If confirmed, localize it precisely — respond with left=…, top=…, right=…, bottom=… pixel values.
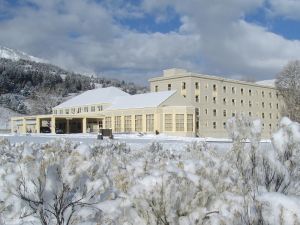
left=0, top=0, right=300, bottom=83
left=266, top=0, right=300, bottom=20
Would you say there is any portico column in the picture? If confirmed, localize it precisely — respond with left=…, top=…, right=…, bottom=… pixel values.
left=82, top=117, right=87, bottom=133
left=51, top=116, right=56, bottom=134
left=23, top=118, right=27, bottom=134
left=36, top=118, right=40, bottom=133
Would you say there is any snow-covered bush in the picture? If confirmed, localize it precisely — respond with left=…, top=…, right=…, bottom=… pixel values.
left=1, top=117, right=300, bottom=225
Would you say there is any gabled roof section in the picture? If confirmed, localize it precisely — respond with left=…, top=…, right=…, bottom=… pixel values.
left=53, top=87, right=129, bottom=109
left=106, top=90, right=176, bottom=110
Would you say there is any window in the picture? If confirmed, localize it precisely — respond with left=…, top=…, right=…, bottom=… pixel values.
left=276, top=103, right=279, bottom=109
left=84, top=106, right=88, bottom=112
left=59, top=109, right=63, bottom=114
left=155, top=85, right=158, bottom=92
left=165, top=114, right=173, bottom=131
left=176, top=114, right=184, bottom=131
left=262, top=91, right=265, bottom=97
left=124, top=116, right=132, bottom=132
left=241, top=100, right=244, bottom=106
left=223, top=98, right=227, bottom=105
left=97, top=105, right=103, bottom=111
left=213, top=97, right=217, bottom=104
left=205, top=109, right=208, bottom=115
left=262, top=113, right=265, bottom=119
left=91, top=106, right=95, bottom=112
left=182, top=82, right=186, bottom=90
left=223, top=86, right=226, bottom=93
left=232, top=87, right=236, bottom=94
left=232, top=112, right=236, bottom=117
left=105, top=117, right=112, bottom=129
left=135, top=115, right=143, bottom=132
left=213, top=84, right=217, bottom=91
left=223, top=122, right=226, bottom=129
left=187, top=114, right=193, bottom=132
left=241, top=88, right=244, bottom=95
left=205, top=96, right=208, bottom=102
left=269, top=103, right=272, bottom=108
left=53, top=110, right=57, bottom=114
left=195, top=82, right=199, bottom=89
left=269, top=124, right=272, bottom=129
left=213, top=122, right=217, bottom=129
left=195, top=95, right=199, bottom=102
left=213, top=109, right=217, bottom=116
left=249, top=112, right=252, bottom=116
left=183, top=95, right=186, bottom=98
left=249, top=89, right=252, bottom=96
left=71, top=108, right=75, bottom=114
left=65, top=109, right=69, bottom=114
left=168, top=84, right=171, bottom=91
left=262, top=102, right=265, bottom=108
left=232, top=99, right=236, bottom=106
left=146, top=114, right=154, bottom=132
left=77, top=108, right=81, bottom=113
left=114, top=116, right=121, bottom=133
left=249, top=101, right=252, bottom=107
left=223, top=110, right=227, bottom=117
left=276, top=92, right=279, bottom=98
left=269, top=113, right=272, bottom=119
left=269, top=92, right=272, bottom=98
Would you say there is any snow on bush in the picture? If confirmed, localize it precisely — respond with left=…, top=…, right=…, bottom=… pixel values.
left=0, top=116, right=300, bottom=225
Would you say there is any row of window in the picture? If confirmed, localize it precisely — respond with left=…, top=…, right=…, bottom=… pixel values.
left=206, top=121, right=277, bottom=130
left=164, top=114, right=193, bottom=132
left=53, top=105, right=103, bottom=115
left=204, top=109, right=279, bottom=119
left=195, top=96, right=280, bottom=108
left=156, top=82, right=278, bottom=99
left=105, top=115, right=154, bottom=132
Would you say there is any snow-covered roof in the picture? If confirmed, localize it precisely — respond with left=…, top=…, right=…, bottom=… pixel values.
left=107, top=90, right=176, bottom=110
left=54, top=87, right=130, bottom=109
left=256, top=79, right=275, bottom=87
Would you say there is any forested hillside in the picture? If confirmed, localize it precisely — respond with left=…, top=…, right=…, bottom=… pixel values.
left=0, top=58, right=148, bottom=115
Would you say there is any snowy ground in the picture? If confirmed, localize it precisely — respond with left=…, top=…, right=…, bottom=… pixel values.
left=0, top=132, right=273, bottom=152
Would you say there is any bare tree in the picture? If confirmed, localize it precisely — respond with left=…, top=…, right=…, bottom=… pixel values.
left=275, top=60, right=300, bottom=122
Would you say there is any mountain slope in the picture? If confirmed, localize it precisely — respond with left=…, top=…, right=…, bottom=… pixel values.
left=0, top=46, right=46, bottom=63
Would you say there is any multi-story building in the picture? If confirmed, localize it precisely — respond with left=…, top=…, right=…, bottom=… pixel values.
left=11, top=68, right=284, bottom=138
left=149, top=68, right=284, bottom=138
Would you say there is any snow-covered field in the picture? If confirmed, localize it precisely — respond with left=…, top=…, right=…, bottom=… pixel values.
left=0, top=116, right=300, bottom=225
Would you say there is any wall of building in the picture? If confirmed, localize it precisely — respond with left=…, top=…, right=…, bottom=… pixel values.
left=149, top=69, right=284, bottom=138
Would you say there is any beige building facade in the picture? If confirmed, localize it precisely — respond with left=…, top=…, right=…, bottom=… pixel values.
left=149, top=68, right=284, bottom=138
left=11, top=68, right=284, bottom=138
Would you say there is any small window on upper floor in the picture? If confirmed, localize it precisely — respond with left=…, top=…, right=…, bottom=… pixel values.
left=223, top=122, right=226, bottom=129
left=205, top=109, right=208, bottom=115
left=269, top=103, right=272, bottom=108
left=269, top=92, right=272, bottom=98
left=183, top=95, right=186, bottom=98
left=232, top=99, right=236, bottom=106
left=262, top=102, right=265, bottom=108
left=59, top=110, right=63, bottom=114
left=213, top=97, right=217, bottom=104
left=223, top=86, right=226, bottom=93
left=249, top=101, right=252, bottom=107
left=232, top=87, right=236, bottom=94
left=168, top=84, right=171, bottom=91
left=249, top=112, right=252, bottom=116
left=232, top=112, right=236, bottom=117
left=241, top=100, right=244, bottom=106
left=223, top=110, right=227, bottom=117
left=262, top=91, right=265, bottom=97
left=195, top=82, right=199, bottom=89
left=182, top=82, right=186, bottom=90
left=91, top=106, right=95, bottom=112
left=213, top=84, right=217, bottom=91
left=205, top=96, right=208, bottom=102
left=276, top=103, right=279, bottom=109
left=262, top=113, right=265, bottom=119
left=213, top=122, right=217, bottom=129
left=155, top=85, right=158, bottom=92
left=270, top=113, right=272, bottom=119
left=223, top=98, right=227, bottom=105
left=276, top=92, right=279, bottom=98
left=249, top=89, right=252, bottom=96
left=65, top=109, right=69, bottom=114
left=241, top=88, right=244, bottom=95
left=195, top=95, right=199, bottom=103
left=213, top=109, right=217, bottom=116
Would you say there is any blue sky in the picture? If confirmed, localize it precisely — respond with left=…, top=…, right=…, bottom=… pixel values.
left=0, top=0, right=300, bottom=84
